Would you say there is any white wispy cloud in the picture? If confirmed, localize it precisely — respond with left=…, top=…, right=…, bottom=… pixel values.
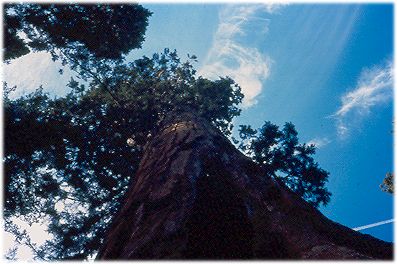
left=307, top=137, right=331, bottom=148
left=333, top=60, right=393, bottom=138
left=199, top=4, right=282, bottom=107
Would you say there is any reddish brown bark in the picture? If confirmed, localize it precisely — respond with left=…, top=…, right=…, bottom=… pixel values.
left=96, top=111, right=393, bottom=260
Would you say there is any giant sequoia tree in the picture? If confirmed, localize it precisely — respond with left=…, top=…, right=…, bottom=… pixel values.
left=4, top=49, right=244, bottom=259
left=97, top=110, right=392, bottom=259
left=3, top=4, right=392, bottom=261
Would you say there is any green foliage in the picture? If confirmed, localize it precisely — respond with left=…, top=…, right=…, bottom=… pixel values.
left=3, top=15, right=30, bottom=61
left=4, top=49, right=243, bottom=260
left=237, top=122, right=331, bottom=207
left=3, top=3, right=151, bottom=62
left=380, top=172, right=393, bottom=194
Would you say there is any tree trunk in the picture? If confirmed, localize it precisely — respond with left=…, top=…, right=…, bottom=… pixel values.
left=96, top=110, right=393, bottom=260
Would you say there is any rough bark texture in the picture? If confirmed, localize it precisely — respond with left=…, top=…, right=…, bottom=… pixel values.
left=96, top=111, right=393, bottom=260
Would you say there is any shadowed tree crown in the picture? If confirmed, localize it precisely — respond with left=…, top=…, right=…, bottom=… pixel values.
left=4, top=3, right=151, bottom=60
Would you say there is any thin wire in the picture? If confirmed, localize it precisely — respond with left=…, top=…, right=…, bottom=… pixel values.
left=352, top=219, right=394, bottom=231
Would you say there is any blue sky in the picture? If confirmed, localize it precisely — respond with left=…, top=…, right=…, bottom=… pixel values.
left=3, top=3, right=394, bottom=257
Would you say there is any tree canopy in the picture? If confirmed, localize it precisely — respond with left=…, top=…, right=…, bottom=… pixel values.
left=4, top=3, right=151, bottom=60
left=237, top=123, right=331, bottom=207
left=3, top=3, right=151, bottom=76
left=4, top=4, right=330, bottom=260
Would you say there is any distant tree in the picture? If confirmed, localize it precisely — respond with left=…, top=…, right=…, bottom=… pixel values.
left=379, top=120, right=394, bottom=194
left=237, top=122, right=331, bottom=207
left=380, top=172, right=393, bottom=194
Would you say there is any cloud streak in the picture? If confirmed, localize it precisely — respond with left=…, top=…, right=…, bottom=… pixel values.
left=353, top=218, right=394, bottom=231
left=199, top=4, right=282, bottom=107
left=333, top=60, right=393, bottom=138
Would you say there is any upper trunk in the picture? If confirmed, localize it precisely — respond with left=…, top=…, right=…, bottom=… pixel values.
left=96, top=110, right=393, bottom=260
